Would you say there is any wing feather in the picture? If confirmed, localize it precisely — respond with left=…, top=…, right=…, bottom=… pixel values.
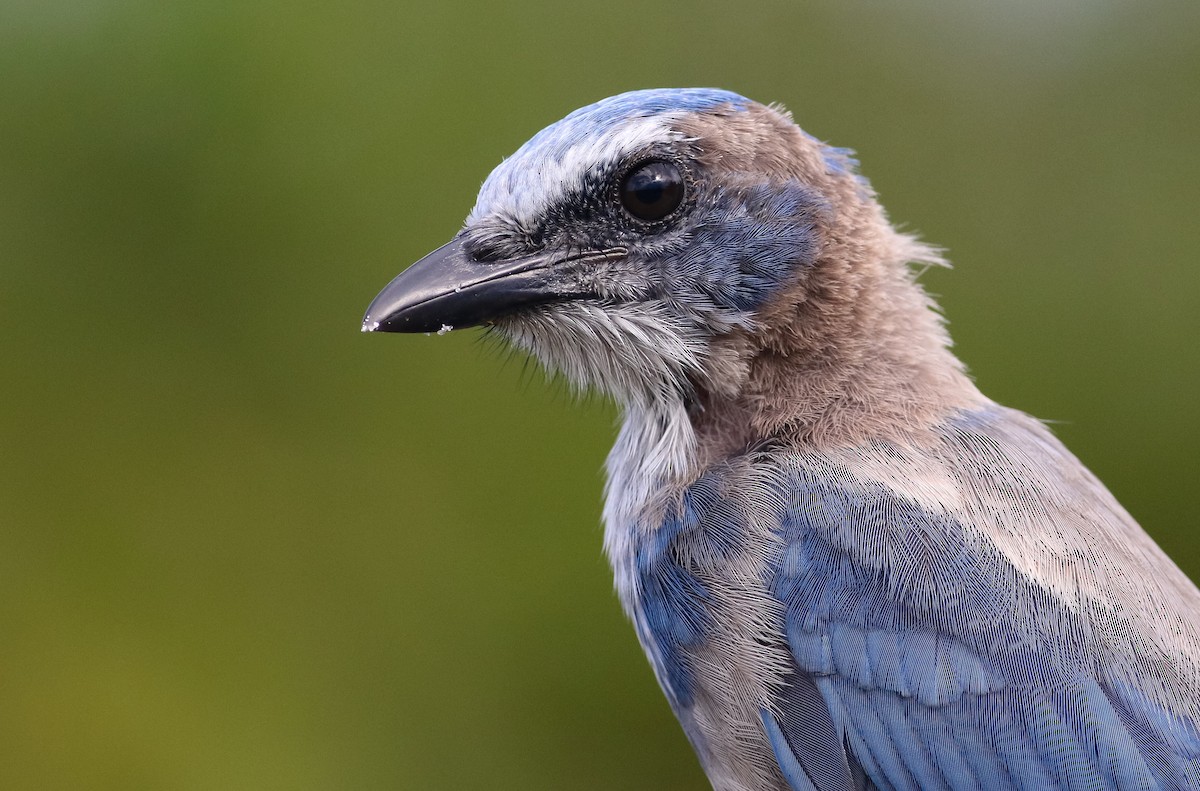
left=762, top=406, right=1200, bottom=789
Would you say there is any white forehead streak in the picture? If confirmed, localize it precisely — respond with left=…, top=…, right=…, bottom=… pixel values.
left=468, top=113, right=689, bottom=227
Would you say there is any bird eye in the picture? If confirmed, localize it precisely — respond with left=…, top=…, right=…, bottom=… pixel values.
left=619, top=160, right=684, bottom=222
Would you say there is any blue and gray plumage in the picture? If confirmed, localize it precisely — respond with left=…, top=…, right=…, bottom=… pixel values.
left=363, top=88, right=1200, bottom=790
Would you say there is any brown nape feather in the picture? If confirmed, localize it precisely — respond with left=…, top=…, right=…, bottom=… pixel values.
left=677, top=104, right=987, bottom=462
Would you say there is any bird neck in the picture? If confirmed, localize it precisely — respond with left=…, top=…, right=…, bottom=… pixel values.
left=601, top=241, right=986, bottom=539
left=602, top=397, right=697, bottom=548
left=691, top=237, right=987, bottom=462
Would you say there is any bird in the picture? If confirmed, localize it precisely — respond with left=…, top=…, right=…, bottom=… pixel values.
left=362, top=88, right=1200, bottom=790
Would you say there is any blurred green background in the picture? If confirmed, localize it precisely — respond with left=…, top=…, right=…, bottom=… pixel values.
left=2, top=0, right=1197, bottom=788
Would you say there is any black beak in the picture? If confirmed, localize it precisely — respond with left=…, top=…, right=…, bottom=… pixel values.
left=362, top=237, right=589, bottom=333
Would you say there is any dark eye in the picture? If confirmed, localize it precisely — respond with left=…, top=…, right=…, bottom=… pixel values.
left=619, top=160, right=684, bottom=222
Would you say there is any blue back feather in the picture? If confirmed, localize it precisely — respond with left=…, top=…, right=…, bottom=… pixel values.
left=631, top=405, right=1200, bottom=790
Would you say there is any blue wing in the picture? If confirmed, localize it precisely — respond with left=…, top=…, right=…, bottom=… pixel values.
left=762, top=669, right=870, bottom=790
left=761, top=407, right=1200, bottom=790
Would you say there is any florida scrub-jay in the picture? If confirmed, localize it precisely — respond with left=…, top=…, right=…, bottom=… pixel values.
left=363, top=89, right=1200, bottom=790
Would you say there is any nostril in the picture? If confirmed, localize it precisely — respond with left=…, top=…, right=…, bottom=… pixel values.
left=462, top=227, right=539, bottom=264
left=465, top=239, right=506, bottom=263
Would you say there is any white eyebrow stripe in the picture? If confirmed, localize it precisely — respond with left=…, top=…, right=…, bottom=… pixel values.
left=468, top=114, right=688, bottom=227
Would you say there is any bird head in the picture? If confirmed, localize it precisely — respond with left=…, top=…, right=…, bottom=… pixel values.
left=364, top=89, right=968, bottom=452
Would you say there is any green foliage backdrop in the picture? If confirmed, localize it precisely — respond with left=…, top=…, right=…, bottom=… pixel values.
left=2, top=1, right=1197, bottom=788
